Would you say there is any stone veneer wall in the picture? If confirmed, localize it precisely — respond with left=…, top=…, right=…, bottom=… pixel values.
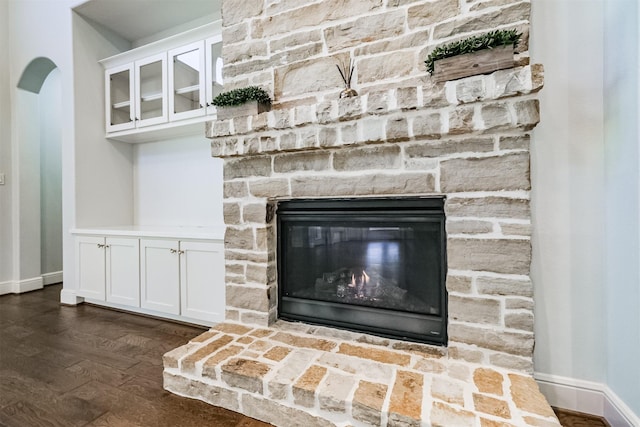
left=210, top=0, right=543, bottom=373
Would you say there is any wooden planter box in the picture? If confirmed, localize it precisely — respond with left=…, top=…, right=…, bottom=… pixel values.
left=432, top=45, right=515, bottom=83
left=215, top=101, right=271, bottom=120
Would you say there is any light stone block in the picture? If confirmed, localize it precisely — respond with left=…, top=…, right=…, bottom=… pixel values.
left=324, top=10, right=405, bottom=52
left=449, top=295, right=502, bottom=325
left=274, top=151, right=331, bottom=173
left=318, top=372, right=356, bottom=413
left=407, top=0, right=459, bottom=29
left=448, top=238, right=531, bottom=275
left=357, top=51, right=415, bottom=84
left=224, top=155, right=272, bottom=180
left=441, top=153, right=530, bottom=192
left=449, top=323, right=534, bottom=357
left=226, top=285, right=269, bottom=311
left=333, top=145, right=401, bottom=171
left=445, top=196, right=530, bottom=219
left=433, top=2, right=530, bottom=39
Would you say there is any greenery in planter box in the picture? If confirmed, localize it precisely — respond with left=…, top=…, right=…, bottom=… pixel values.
left=424, top=29, right=522, bottom=74
left=211, top=86, right=272, bottom=107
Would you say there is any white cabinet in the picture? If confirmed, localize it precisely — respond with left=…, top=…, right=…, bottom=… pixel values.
left=180, top=240, right=225, bottom=323
left=76, top=236, right=140, bottom=305
left=140, top=239, right=225, bottom=321
left=75, top=231, right=225, bottom=325
left=169, top=41, right=205, bottom=121
left=105, top=64, right=134, bottom=133
left=140, top=239, right=180, bottom=314
left=106, top=238, right=140, bottom=306
left=135, top=52, right=168, bottom=128
left=76, top=236, right=107, bottom=300
left=168, top=36, right=223, bottom=121
left=205, top=35, right=224, bottom=112
left=101, top=23, right=223, bottom=142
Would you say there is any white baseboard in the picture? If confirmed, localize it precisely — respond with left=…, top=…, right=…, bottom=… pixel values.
left=42, top=271, right=63, bottom=285
left=15, top=276, right=44, bottom=293
left=0, top=277, right=45, bottom=295
left=0, top=280, right=12, bottom=295
left=535, top=372, right=639, bottom=427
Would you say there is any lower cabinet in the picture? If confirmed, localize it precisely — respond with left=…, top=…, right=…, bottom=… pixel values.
left=76, top=236, right=139, bottom=305
left=76, top=234, right=224, bottom=325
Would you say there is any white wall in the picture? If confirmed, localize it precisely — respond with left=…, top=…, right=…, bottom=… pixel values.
left=531, top=0, right=640, bottom=421
left=40, top=69, right=63, bottom=275
left=4, top=0, right=85, bottom=294
left=0, top=0, right=12, bottom=284
left=72, top=11, right=134, bottom=229
left=134, top=136, right=223, bottom=227
left=603, top=0, right=640, bottom=418
left=530, top=0, right=606, bottom=382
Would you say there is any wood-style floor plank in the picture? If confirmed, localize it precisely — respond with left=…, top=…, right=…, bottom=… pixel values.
left=0, top=284, right=271, bottom=427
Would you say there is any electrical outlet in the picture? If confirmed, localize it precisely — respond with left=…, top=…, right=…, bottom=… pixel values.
left=0, top=173, right=5, bottom=185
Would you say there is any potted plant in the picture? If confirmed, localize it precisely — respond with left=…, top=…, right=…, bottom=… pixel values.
left=212, top=86, right=272, bottom=120
left=425, top=29, right=521, bottom=83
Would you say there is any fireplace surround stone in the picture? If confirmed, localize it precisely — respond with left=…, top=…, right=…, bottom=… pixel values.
left=208, top=65, right=542, bottom=371
left=162, top=0, right=557, bottom=424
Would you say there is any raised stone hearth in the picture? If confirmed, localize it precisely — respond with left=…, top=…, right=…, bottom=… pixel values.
left=165, top=322, right=560, bottom=426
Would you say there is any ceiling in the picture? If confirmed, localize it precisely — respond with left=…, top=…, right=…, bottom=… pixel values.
left=74, top=0, right=220, bottom=43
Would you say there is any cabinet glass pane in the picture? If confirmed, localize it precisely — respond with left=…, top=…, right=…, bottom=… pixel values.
left=110, top=70, right=131, bottom=126
left=209, top=41, right=223, bottom=104
left=139, top=60, right=164, bottom=120
left=173, top=48, right=201, bottom=114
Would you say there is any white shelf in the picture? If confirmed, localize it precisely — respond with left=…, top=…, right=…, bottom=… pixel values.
left=175, top=84, right=199, bottom=95
left=71, top=224, right=225, bottom=240
left=141, top=92, right=163, bottom=102
left=112, top=100, right=131, bottom=110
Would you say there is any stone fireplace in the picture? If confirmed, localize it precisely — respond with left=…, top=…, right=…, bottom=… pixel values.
left=206, top=69, right=542, bottom=371
left=163, top=0, right=559, bottom=425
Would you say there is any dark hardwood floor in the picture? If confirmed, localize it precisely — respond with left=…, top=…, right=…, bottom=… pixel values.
left=553, top=407, right=611, bottom=427
left=0, top=284, right=271, bottom=427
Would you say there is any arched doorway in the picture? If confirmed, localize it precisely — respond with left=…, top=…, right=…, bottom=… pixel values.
left=13, top=57, right=62, bottom=291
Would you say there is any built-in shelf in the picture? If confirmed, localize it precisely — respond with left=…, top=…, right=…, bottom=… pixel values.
left=112, top=100, right=131, bottom=110
left=175, top=85, right=199, bottom=95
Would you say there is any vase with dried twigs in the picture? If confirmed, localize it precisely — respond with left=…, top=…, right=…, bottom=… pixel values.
left=336, top=59, right=358, bottom=98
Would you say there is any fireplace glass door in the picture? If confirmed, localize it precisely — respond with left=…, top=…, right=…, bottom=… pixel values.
left=277, top=197, right=447, bottom=345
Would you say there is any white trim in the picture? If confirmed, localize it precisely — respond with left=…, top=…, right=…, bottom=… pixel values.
left=42, top=271, right=63, bottom=285
left=0, top=281, right=13, bottom=295
left=535, top=372, right=639, bottom=427
left=15, top=276, right=44, bottom=293
left=60, top=288, right=84, bottom=305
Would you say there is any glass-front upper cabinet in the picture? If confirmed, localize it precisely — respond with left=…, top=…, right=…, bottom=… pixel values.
left=135, top=52, right=168, bottom=128
left=205, top=35, right=224, bottom=114
left=105, top=63, right=135, bottom=133
left=169, top=41, right=205, bottom=121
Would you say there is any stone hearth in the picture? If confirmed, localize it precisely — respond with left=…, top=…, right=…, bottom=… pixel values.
left=164, top=322, right=559, bottom=426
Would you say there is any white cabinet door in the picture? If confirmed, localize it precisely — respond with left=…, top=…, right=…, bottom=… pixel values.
left=76, top=236, right=106, bottom=300
left=105, top=63, right=135, bottom=133
left=140, top=239, right=180, bottom=314
left=106, top=237, right=140, bottom=307
left=179, top=241, right=225, bottom=323
left=205, top=35, right=223, bottom=115
left=135, top=52, right=168, bottom=128
left=169, top=41, right=205, bottom=121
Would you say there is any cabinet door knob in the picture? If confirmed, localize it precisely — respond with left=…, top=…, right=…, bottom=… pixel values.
left=178, top=250, right=185, bottom=255
left=170, top=248, right=177, bottom=253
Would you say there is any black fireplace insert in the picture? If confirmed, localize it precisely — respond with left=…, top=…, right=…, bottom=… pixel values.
left=277, top=197, right=447, bottom=345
